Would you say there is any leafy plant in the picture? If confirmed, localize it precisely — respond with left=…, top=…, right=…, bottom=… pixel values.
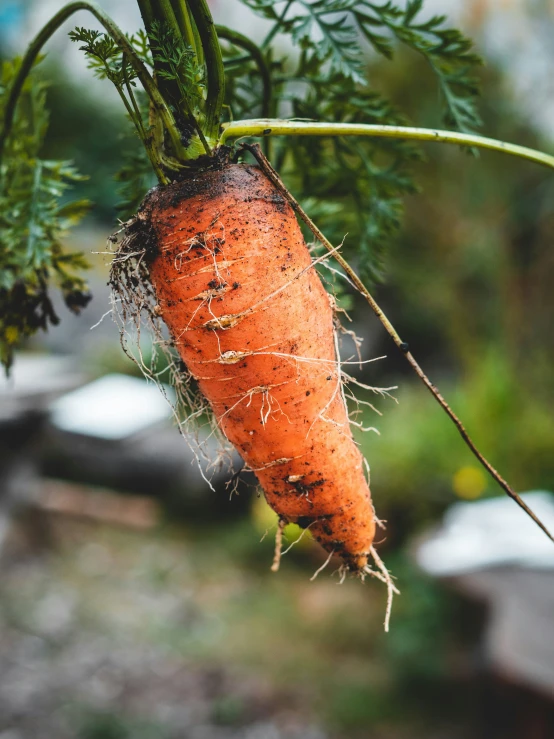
left=0, top=58, right=91, bottom=371
left=244, top=0, right=482, bottom=130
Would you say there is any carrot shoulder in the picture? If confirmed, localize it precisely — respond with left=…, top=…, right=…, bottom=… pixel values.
left=141, top=163, right=376, bottom=572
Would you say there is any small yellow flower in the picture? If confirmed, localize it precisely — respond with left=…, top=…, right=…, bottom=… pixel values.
left=452, top=466, right=487, bottom=500
left=4, top=326, right=19, bottom=344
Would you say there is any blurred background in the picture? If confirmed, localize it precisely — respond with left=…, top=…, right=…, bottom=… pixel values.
left=1, top=0, right=554, bottom=737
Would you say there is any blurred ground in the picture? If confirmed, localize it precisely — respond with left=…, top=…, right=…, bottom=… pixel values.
left=0, top=513, right=326, bottom=739
left=0, top=496, right=479, bottom=739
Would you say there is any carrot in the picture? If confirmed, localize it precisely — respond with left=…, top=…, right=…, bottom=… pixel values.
left=139, top=162, right=378, bottom=573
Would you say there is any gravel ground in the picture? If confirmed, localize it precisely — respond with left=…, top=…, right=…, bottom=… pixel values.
left=0, top=512, right=327, bottom=739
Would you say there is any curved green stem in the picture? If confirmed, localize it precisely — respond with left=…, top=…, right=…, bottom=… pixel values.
left=120, top=59, right=168, bottom=183
left=187, top=0, right=225, bottom=142
left=0, top=0, right=187, bottom=171
left=220, top=120, right=554, bottom=171
left=215, top=25, right=271, bottom=118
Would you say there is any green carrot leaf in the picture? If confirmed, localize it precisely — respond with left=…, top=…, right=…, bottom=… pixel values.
left=0, top=58, right=91, bottom=372
left=242, top=0, right=482, bottom=130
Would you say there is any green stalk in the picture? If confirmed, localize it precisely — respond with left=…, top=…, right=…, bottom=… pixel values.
left=190, top=11, right=204, bottom=69
left=215, top=26, right=271, bottom=118
left=0, top=1, right=188, bottom=172
left=122, top=62, right=147, bottom=142
left=220, top=120, right=554, bottom=171
left=139, top=0, right=190, bottom=130
left=186, top=0, right=225, bottom=142
left=173, top=82, right=212, bottom=156
left=120, top=58, right=168, bottom=183
left=170, top=0, right=198, bottom=53
left=156, top=0, right=182, bottom=36
left=136, top=0, right=155, bottom=28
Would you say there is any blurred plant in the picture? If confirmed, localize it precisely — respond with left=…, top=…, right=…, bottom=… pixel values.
left=0, top=58, right=92, bottom=370
left=72, top=707, right=170, bottom=739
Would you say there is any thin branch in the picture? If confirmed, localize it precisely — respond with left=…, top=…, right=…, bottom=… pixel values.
left=219, top=120, right=554, bottom=172
left=243, top=142, right=554, bottom=544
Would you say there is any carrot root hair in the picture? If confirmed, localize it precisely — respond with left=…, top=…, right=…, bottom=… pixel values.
left=334, top=546, right=398, bottom=632
left=367, top=545, right=400, bottom=633
left=107, top=218, right=234, bottom=489
left=310, top=549, right=335, bottom=581
left=271, top=518, right=286, bottom=572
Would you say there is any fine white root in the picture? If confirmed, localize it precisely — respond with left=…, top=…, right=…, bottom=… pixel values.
left=247, top=454, right=305, bottom=472
left=260, top=518, right=278, bottom=543
left=281, top=523, right=314, bottom=556
left=271, top=518, right=286, bottom=572
left=108, top=222, right=233, bottom=492
left=333, top=548, right=399, bottom=632
left=368, top=545, right=400, bottom=633
left=310, top=549, right=335, bottom=581
left=216, top=380, right=293, bottom=428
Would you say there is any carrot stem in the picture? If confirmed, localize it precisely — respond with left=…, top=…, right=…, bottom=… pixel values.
left=186, top=0, right=225, bottom=141
left=243, top=142, right=554, bottom=544
left=170, top=0, right=198, bottom=55
left=220, top=120, right=554, bottom=171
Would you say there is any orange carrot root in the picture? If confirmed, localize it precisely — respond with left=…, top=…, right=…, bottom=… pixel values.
left=111, top=162, right=392, bottom=611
